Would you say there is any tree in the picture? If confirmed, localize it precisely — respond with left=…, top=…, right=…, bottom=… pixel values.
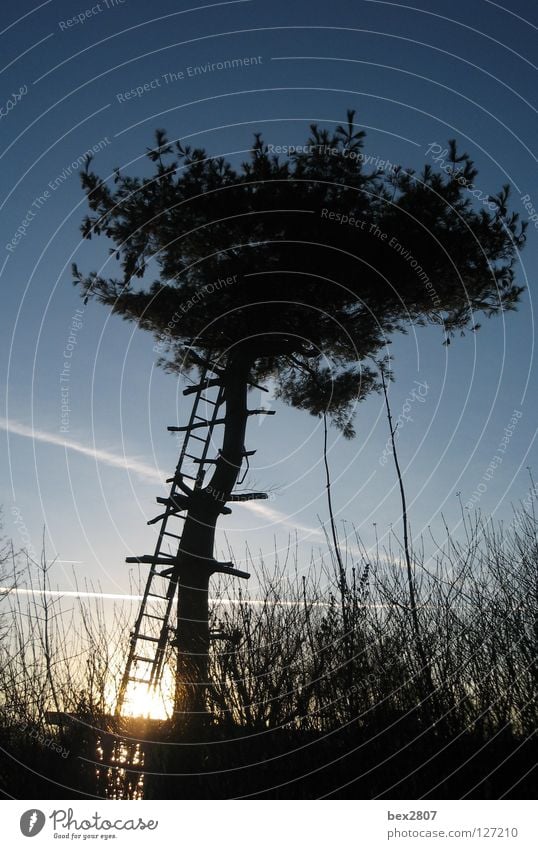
left=74, top=111, right=526, bottom=719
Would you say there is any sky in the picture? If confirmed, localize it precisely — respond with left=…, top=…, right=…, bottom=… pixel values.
left=1, top=0, right=537, bottom=603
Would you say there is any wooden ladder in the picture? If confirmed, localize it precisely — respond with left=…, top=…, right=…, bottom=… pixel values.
left=116, top=359, right=227, bottom=715
left=115, top=356, right=272, bottom=716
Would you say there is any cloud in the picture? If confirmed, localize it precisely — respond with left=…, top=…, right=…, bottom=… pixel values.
left=0, top=586, right=142, bottom=602
left=0, top=418, right=326, bottom=539
left=242, top=499, right=324, bottom=538
left=0, top=586, right=331, bottom=607
left=0, top=417, right=164, bottom=483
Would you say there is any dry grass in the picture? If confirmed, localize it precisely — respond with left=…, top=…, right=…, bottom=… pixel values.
left=0, top=504, right=536, bottom=798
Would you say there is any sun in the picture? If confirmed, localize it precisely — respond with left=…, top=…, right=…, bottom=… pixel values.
left=120, top=682, right=171, bottom=720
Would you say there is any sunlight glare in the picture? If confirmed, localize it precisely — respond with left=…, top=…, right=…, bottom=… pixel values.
left=121, top=681, right=172, bottom=720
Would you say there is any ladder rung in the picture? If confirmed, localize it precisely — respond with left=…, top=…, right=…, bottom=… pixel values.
left=247, top=409, right=276, bottom=416
left=137, top=634, right=160, bottom=643
left=126, top=555, right=175, bottom=565
left=148, top=593, right=169, bottom=600
left=142, top=613, right=167, bottom=621
left=159, top=493, right=190, bottom=507
left=148, top=511, right=186, bottom=525
left=127, top=676, right=152, bottom=685
left=192, top=457, right=218, bottom=464
left=163, top=530, right=182, bottom=540
left=133, top=655, right=157, bottom=664
left=168, top=419, right=225, bottom=432
left=183, top=378, right=222, bottom=396
left=156, top=494, right=190, bottom=510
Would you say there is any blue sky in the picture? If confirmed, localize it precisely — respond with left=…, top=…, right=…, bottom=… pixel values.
left=1, top=0, right=537, bottom=599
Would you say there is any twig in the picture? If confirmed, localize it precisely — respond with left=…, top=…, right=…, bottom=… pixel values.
left=379, top=366, right=430, bottom=678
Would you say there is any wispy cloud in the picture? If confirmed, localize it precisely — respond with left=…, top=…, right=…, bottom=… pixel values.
left=0, top=586, right=142, bottom=601
left=0, top=586, right=331, bottom=607
left=243, top=499, right=324, bottom=538
left=0, top=417, right=326, bottom=538
left=54, top=560, right=85, bottom=564
left=0, top=417, right=164, bottom=483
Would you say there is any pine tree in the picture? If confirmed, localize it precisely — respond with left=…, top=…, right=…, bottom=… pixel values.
left=74, top=111, right=526, bottom=717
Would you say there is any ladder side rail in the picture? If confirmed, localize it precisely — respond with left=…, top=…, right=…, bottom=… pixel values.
left=117, top=355, right=228, bottom=712
left=191, top=382, right=226, bottom=488
left=117, top=502, right=180, bottom=711
left=173, top=362, right=212, bottom=479
left=116, top=567, right=169, bottom=710
left=170, top=360, right=223, bottom=492
left=143, top=370, right=225, bottom=685
left=151, top=361, right=217, bottom=563
left=147, top=567, right=179, bottom=687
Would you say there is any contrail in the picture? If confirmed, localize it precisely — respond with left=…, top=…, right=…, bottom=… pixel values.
left=0, top=417, right=163, bottom=483
left=240, top=499, right=325, bottom=538
left=0, top=586, right=331, bottom=607
left=0, top=417, right=325, bottom=536
left=0, top=586, right=142, bottom=601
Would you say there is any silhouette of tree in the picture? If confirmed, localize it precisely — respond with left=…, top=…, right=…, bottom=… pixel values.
left=74, top=111, right=526, bottom=718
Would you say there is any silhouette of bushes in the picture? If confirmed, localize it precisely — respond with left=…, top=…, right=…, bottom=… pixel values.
left=1, top=506, right=536, bottom=798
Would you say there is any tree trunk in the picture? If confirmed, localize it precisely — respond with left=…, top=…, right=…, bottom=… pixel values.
left=173, top=351, right=252, bottom=726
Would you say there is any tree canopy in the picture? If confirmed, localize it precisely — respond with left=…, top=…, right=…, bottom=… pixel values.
left=74, top=111, right=526, bottom=435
